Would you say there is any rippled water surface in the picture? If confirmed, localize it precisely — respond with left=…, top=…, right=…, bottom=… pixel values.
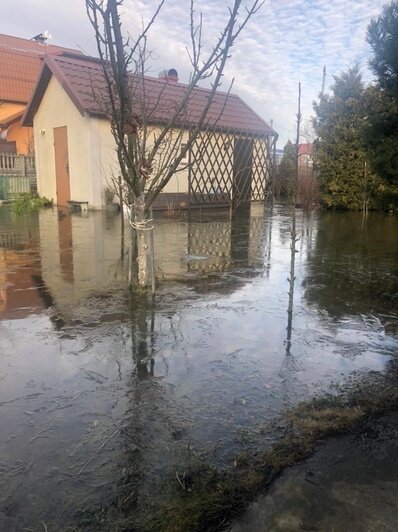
left=0, top=204, right=397, bottom=530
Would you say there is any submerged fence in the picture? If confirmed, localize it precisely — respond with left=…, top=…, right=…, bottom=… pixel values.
left=0, top=153, right=36, bottom=200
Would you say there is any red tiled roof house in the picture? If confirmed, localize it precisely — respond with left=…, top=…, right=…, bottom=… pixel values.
left=298, top=143, right=314, bottom=168
left=23, top=52, right=277, bottom=209
left=0, top=34, right=81, bottom=155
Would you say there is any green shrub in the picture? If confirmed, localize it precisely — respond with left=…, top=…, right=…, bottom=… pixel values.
left=13, top=192, right=53, bottom=214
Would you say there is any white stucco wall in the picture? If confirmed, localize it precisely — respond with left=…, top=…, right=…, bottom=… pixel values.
left=93, top=124, right=191, bottom=199
left=33, top=76, right=96, bottom=205
left=35, top=76, right=274, bottom=209
left=33, top=77, right=190, bottom=210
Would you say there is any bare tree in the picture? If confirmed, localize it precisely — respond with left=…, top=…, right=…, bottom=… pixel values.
left=85, top=0, right=263, bottom=288
left=300, top=119, right=315, bottom=144
left=298, top=120, right=318, bottom=210
left=286, top=82, right=301, bottom=355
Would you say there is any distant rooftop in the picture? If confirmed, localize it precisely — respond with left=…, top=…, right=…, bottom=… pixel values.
left=0, top=34, right=82, bottom=103
left=298, top=143, right=313, bottom=156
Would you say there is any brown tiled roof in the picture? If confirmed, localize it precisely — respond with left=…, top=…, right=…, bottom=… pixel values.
left=23, top=53, right=277, bottom=136
left=0, top=34, right=82, bottom=103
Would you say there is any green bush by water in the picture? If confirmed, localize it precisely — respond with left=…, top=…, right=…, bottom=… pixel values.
left=13, top=192, right=53, bottom=214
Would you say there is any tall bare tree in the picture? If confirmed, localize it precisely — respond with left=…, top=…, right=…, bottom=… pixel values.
left=286, top=82, right=301, bottom=355
left=85, top=0, right=263, bottom=287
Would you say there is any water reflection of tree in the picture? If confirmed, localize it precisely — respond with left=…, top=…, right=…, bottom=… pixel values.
left=130, top=293, right=155, bottom=379
left=113, top=295, right=190, bottom=528
left=304, top=212, right=398, bottom=333
left=284, top=209, right=318, bottom=356
left=263, top=202, right=274, bottom=278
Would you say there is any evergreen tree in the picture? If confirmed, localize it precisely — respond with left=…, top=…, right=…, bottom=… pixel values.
left=364, top=2, right=398, bottom=192
left=367, top=1, right=398, bottom=96
left=313, top=66, right=379, bottom=210
left=278, top=140, right=296, bottom=197
left=362, top=86, right=398, bottom=189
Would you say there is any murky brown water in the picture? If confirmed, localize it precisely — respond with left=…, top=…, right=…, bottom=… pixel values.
left=0, top=204, right=397, bottom=530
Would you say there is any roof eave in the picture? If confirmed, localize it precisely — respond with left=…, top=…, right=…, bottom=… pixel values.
left=75, top=112, right=277, bottom=137
left=0, top=109, right=25, bottom=128
left=233, top=94, right=279, bottom=137
left=22, top=55, right=90, bottom=126
left=22, top=62, right=52, bottom=126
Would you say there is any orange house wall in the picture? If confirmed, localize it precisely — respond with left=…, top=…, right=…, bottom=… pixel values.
left=6, top=121, right=34, bottom=155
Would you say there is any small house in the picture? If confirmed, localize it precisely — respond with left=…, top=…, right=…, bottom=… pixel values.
left=23, top=52, right=277, bottom=210
left=0, top=34, right=81, bottom=155
left=0, top=34, right=82, bottom=198
left=298, top=143, right=314, bottom=169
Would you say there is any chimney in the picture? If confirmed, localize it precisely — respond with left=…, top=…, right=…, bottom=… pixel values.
left=158, top=68, right=179, bottom=83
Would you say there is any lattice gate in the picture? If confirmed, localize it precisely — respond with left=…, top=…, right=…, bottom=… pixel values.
left=188, top=129, right=276, bottom=207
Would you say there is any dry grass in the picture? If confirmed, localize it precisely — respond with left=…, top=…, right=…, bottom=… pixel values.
left=144, top=374, right=398, bottom=532
left=85, top=372, right=398, bottom=532
left=289, top=405, right=364, bottom=435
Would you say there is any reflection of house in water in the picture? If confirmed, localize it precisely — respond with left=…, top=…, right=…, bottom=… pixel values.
left=1, top=205, right=273, bottom=323
left=37, top=209, right=126, bottom=319
left=1, top=208, right=127, bottom=323
left=186, top=203, right=266, bottom=275
left=0, top=210, right=44, bottom=319
left=152, top=204, right=268, bottom=281
left=0, top=247, right=44, bottom=319
left=39, top=206, right=271, bottom=315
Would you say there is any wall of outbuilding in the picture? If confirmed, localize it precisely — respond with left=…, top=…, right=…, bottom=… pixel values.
left=33, top=76, right=95, bottom=205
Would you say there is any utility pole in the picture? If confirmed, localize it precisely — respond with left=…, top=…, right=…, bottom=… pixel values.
left=321, top=65, right=326, bottom=96
left=295, top=82, right=302, bottom=204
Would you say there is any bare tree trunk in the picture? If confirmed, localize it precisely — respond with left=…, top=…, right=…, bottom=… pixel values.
left=128, top=223, right=137, bottom=286
left=118, top=174, right=125, bottom=260
left=86, top=0, right=263, bottom=291
left=149, top=206, right=156, bottom=296
left=133, top=195, right=149, bottom=288
left=286, top=83, right=301, bottom=354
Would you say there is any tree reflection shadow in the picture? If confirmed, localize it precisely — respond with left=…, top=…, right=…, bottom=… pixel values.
left=304, top=212, right=398, bottom=333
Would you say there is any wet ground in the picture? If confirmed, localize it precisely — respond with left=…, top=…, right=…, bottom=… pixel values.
left=231, top=411, right=398, bottom=532
left=0, top=203, right=397, bottom=530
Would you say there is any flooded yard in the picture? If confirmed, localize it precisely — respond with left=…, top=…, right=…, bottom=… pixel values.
left=0, top=204, right=397, bottom=531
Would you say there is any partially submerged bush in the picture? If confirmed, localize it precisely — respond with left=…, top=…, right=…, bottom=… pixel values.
left=13, top=192, right=53, bottom=214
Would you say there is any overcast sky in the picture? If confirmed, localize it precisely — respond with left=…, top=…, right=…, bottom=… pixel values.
left=1, top=0, right=386, bottom=145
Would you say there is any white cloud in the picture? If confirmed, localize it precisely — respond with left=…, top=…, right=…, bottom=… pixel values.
left=0, top=0, right=388, bottom=145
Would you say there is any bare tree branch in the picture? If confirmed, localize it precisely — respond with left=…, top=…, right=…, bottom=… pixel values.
left=85, top=0, right=263, bottom=287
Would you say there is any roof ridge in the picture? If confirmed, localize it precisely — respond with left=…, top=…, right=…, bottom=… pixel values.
left=51, top=53, right=243, bottom=100
left=24, top=51, right=277, bottom=136
left=0, top=34, right=81, bottom=56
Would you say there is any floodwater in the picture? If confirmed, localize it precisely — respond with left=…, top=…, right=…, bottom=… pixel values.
left=0, top=204, right=397, bottom=530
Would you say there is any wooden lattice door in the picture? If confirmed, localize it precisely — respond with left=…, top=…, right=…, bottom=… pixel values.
left=189, top=131, right=274, bottom=207
left=233, top=137, right=253, bottom=206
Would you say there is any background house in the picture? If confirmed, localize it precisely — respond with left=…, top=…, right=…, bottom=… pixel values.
left=0, top=34, right=82, bottom=200
left=23, top=52, right=277, bottom=210
left=0, top=34, right=81, bottom=155
left=274, top=148, right=284, bottom=167
left=298, top=143, right=314, bottom=171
